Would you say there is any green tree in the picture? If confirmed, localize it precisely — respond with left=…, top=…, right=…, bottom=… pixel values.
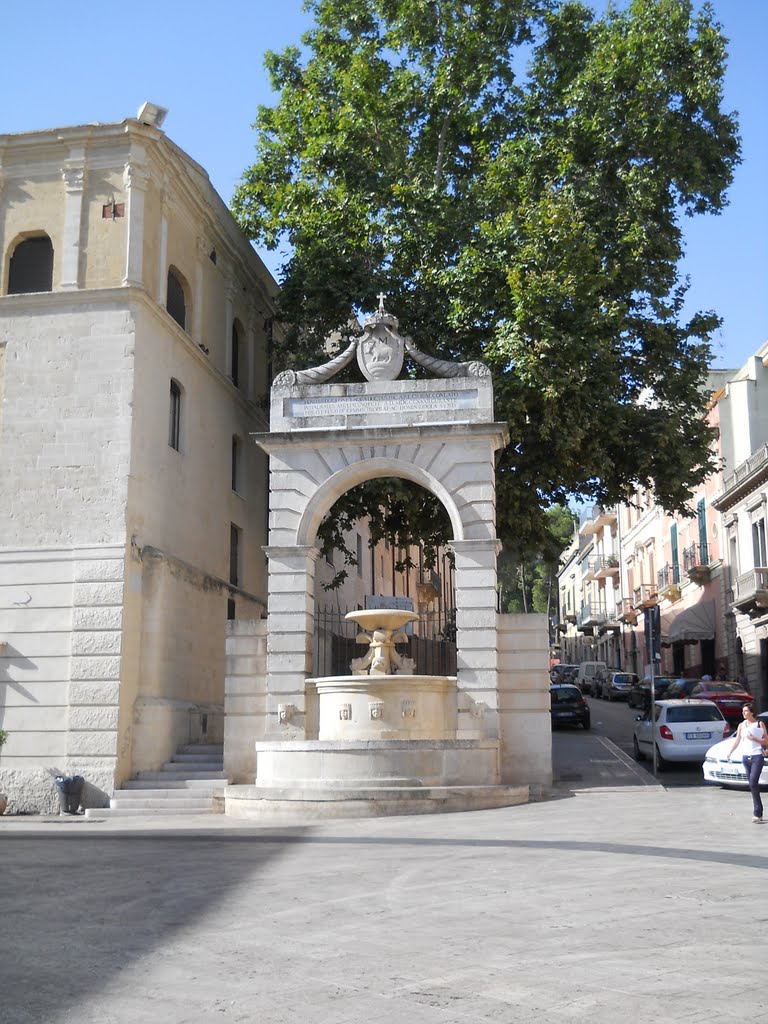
left=234, top=0, right=740, bottom=557
left=498, top=503, right=576, bottom=614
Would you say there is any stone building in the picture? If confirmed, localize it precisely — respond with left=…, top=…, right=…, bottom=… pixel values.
left=0, top=108, right=279, bottom=811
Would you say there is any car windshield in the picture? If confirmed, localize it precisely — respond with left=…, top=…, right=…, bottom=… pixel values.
left=551, top=687, right=581, bottom=704
left=612, top=674, right=632, bottom=683
left=666, top=706, right=724, bottom=723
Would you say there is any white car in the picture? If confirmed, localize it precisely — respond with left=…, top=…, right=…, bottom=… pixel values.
left=633, top=700, right=731, bottom=767
left=703, top=712, right=768, bottom=788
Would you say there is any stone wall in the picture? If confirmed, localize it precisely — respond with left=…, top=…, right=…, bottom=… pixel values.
left=224, top=619, right=268, bottom=783
left=497, top=612, right=552, bottom=790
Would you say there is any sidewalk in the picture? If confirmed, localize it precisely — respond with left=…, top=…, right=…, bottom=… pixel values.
left=1, top=735, right=764, bottom=1024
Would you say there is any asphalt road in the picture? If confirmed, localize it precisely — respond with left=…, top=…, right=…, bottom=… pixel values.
left=586, top=694, right=709, bottom=788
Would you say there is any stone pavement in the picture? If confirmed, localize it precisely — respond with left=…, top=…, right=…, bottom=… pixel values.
left=1, top=732, right=765, bottom=1024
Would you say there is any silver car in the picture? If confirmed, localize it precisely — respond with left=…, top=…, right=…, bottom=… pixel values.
left=633, top=700, right=731, bottom=768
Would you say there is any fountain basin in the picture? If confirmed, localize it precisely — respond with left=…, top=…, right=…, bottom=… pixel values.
left=309, top=674, right=456, bottom=741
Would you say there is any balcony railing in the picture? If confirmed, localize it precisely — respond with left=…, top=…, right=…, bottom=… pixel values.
left=578, top=504, right=618, bottom=536
left=595, top=555, right=620, bottom=579
left=732, top=568, right=768, bottom=613
left=577, top=601, right=606, bottom=629
left=619, top=597, right=639, bottom=622
left=720, top=442, right=768, bottom=499
left=633, top=583, right=659, bottom=609
left=657, top=563, right=681, bottom=602
left=682, top=542, right=710, bottom=581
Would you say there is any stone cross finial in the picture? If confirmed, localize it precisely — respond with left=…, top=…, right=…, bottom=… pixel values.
left=377, top=292, right=386, bottom=312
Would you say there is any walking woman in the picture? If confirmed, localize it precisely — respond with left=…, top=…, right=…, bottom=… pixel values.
left=725, top=703, right=768, bottom=823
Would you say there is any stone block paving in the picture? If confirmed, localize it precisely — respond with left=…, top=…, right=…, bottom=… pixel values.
left=1, top=732, right=765, bottom=1024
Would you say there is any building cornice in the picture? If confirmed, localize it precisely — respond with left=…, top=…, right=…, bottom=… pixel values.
left=713, top=442, right=768, bottom=513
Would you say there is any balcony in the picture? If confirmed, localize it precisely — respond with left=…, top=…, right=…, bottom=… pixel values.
left=657, top=564, right=682, bottom=603
left=577, top=601, right=604, bottom=632
left=578, top=504, right=618, bottom=536
left=633, top=583, right=659, bottom=609
left=594, top=554, right=620, bottom=580
left=682, top=542, right=711, bottom=584
left=732, top=568, right=768, bottom=616
left=618, top=597, right=638, bottom=624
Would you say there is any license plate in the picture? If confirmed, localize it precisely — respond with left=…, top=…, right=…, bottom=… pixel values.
left=555, top=711, right=575, bottom=717
left=686, top=732, right=710, bottom=740
left=722, top=765, right=742, bottom=776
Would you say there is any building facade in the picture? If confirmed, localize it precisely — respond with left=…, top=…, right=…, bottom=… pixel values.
left=0, top=113, right=279, bottom=810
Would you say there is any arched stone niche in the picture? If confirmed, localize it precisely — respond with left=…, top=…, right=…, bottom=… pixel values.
left=253, top=371, right=509, bottom=742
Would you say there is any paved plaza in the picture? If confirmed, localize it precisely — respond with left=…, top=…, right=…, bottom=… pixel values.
left=2, top=734, right=765, bottom=1024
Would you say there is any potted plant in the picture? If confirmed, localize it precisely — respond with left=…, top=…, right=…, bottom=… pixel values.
left=0, top=729, right=7, bottom=814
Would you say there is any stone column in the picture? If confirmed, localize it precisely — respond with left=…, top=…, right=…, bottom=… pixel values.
left=224, top=280, right=236, bottom=378
left=193, top=236, right=207, bottom=344
left=123, top=161, right=150, bottom=288
left=450, top=537, right=501, bottom=739
left=60, top=149, right=87, bottom=290
left=155, top=189, right=169, bottom=303
left=262, top=544, right=319, bottom=739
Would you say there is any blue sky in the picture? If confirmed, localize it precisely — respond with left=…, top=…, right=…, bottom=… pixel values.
left=4, top=1, right=765, bottom=370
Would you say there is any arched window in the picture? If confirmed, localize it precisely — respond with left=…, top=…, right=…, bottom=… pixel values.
left=231, top=319, right=243, bottom=389
left=169, top=379, right=182, bottom=451
left=166, top=267, right=187, bottom=330
left=8, top=235, right=54, bottom=294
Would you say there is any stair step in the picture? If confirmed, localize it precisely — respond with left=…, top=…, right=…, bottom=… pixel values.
left=137, top=770, right=227, bottom=781
left=112, top=789, right=221, bottom=801
left=123, top=778, right=228, bottom=791
left=178, top=745, right=223, bottom=756
left=111, top=797, right=216, bottom=809
left=160, top=762, right=224, bottom=772
left=168, top=752, right=223, bottom=763
left=86, top=805, right=223, bottom=818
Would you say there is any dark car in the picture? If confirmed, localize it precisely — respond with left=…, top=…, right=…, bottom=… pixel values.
left=550, top=684, right=591, bottom=730
left=600, top=671, right=638, bottom=702
left=628, top=676, right=674, bottom=709
left=687, top=680, right=754, bottom=725
left=663, top=678, right=701, bottom=701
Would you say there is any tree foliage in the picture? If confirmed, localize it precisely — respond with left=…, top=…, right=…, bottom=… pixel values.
left=498, top=504, right=576, bottom=614
left=233, top=0, right=740, bottom=558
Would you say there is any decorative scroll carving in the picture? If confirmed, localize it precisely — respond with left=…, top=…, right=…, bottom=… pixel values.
left=272, top=337, right=358, bottom=387
left=404, top=337, right=490, bottom=379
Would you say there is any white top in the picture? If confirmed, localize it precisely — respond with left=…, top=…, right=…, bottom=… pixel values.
left=739, top=720, right=765, bottom=756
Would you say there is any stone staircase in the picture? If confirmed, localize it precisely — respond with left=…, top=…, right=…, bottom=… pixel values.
left=85, top=744, right=227, bottom=818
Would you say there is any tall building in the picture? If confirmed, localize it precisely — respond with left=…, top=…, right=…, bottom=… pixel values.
left=0, top=108, right=279, bottom=810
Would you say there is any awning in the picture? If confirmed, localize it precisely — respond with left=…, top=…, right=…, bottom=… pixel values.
left=667, top=599, right=716, bottom=644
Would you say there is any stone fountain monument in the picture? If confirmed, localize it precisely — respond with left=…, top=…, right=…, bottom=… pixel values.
left=223, top=299, right=551, bottom=818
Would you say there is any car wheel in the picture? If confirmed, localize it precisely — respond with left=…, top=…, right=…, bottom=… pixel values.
left=655, top=746, right=668, bottom=771
left=582, top=718, right=591, bottom=730
left=632, top=736, right=645, bottom=761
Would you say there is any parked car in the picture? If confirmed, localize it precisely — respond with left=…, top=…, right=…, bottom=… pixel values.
left=576, top=661, right=607, bottom=697
left=550, top=684, right=591, bottom=730
left=663, top=678, right=701, bottom=701
left=627, top=676, right=674, bottom=709
left=550, top=664, right=579, bottom=684
left=703, top=713, right=768, bottom=788
left=599, top=671, right=637, bottom=701
left=686, top=680, right=754, bottom=725
left=632, top=700, right=730, bottom=768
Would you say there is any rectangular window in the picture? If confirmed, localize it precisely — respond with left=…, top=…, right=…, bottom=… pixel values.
left=356, top=533, right=363, bottom=577
left=227, top=598, right=236, bottom=621
left=753, top=518, right=767, bottom=568
left=697, top=498, right=708, bottom=563
left=169, top=380, right=181, bottom=451
left=231, top=436, right=241, bottom=492
left=230, top=523, right=241, bottom=588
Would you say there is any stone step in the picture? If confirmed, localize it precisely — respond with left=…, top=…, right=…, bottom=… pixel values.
left=137, top=769, right=227, bottom=781
left=177, top=744, right=224, bottom=756
left=111, top=788, right=223, bottom=801
left=168, top=752, right=224, bottom=763
left=160, top=761, right=224, bottom=772
left=85, top=804, right=221, bottom=818
left=122, top=778, right=228, bottom=791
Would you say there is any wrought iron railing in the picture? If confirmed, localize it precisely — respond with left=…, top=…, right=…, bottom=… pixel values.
left=313, top=605, right=457, bottom=677
left=682, top=542, right=709, bottom=572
